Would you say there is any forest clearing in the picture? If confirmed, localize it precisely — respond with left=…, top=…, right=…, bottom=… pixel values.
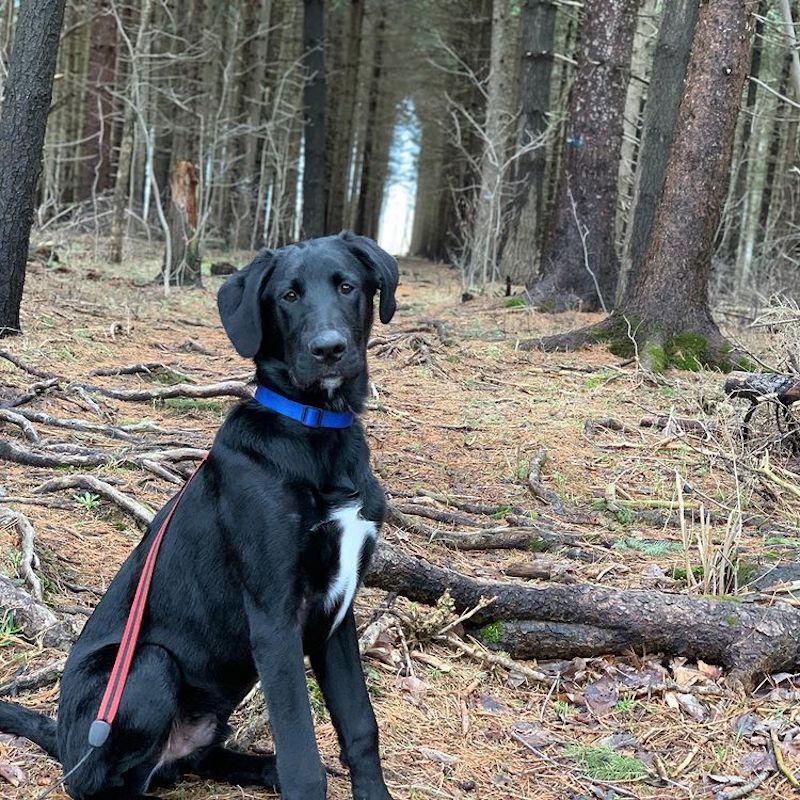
left=0, top=244, right=798, bottom=799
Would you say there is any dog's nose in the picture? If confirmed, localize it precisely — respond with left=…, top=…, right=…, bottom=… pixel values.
left=309, top=331, right=347, bottom=362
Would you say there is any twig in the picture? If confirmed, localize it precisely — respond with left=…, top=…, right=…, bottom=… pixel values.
left=438, top=632, right=548, bottom=684
left=437, top=596, right=496, bottom=636
left=770, top=725, right=799, bottom=788
left=716, top=771, right=769, bottom=800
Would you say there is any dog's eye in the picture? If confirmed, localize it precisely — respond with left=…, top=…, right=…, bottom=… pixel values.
left=282, top=290, right=299, bottom=303
left=339, top=283, right=354, bottom=295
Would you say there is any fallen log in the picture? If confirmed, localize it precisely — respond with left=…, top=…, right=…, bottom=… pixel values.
left=365, top=543, right=800, bottom=690
left=725, top=371, right=800, bottom=405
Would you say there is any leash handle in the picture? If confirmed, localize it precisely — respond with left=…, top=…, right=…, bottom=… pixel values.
left=90, top=453, right=209, bottom=747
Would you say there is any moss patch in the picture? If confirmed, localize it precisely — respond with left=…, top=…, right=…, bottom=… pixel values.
left=480, top=621, right=505, bottom=644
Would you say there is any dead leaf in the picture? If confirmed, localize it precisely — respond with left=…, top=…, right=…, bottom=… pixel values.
left=512, top=721, right=559, bottom=748
left=584, top=676, right=619, bottom=716
left=665, top=691, right=708, bottom=721
left=418, top=747, right=457, bottom=766
left=477, top=693, right=509, bottom=714
left=740, top=749, right=776, bottom=774
left=697, top=660, right=723, bottom=681
left=396, top=675, right=429, bottom=703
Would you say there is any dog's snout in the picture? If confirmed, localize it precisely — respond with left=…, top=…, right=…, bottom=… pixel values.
left=309, top=331, right=347, bottom=362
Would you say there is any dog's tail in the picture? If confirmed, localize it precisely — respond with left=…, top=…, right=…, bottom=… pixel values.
left=0, top=701, right=59, bottom=760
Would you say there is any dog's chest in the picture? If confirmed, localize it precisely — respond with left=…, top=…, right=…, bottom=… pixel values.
left=306, top=502, right=377, bottom=633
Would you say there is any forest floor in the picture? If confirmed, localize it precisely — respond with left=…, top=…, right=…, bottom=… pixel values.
left=1, top=238, right=799, bottom=800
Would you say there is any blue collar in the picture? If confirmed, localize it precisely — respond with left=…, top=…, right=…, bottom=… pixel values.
left=253, top=385, right=354, bottom=429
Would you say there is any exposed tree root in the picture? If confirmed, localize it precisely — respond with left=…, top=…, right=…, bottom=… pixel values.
left=365, top=543, right=800, bottom=691
left=0, top=438, right=205, bottom=470
left=34, top=475, right=154, bottom=526
left=386, top=504, right=604, bottom=553
left=0, top=657, right=66, bottom=697
left=0, top=408, right=40, bottom=442
left=518, top=313, right=745, bottom=372
left=9, top=407, right=195, bottom=443
left=0, top=349, right=56, bottom=379
left=71, top=379, right=249, bottom=402
left=0, top=575, right=74, bottom=647
left=0, top=508, right=42, bottom=599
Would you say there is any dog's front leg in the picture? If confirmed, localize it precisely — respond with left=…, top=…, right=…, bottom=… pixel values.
left=246, top=599, right=327, bottom=800
left=310, top=610, right=392, bottom=800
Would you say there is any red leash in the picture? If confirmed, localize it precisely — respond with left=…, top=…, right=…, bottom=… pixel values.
left=88, top=453, right=208, bottom=748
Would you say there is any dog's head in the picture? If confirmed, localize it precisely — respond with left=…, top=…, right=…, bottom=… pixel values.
left=217, top=232, right=398, bottom=399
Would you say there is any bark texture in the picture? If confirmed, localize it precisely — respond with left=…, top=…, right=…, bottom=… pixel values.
left=366, top=543, right=800, bottom=690
left=619, top=1, right=700, bottom=299
left=465, top=0, right=514, bottom=288
left=0, top=0, right=67, bottom=336
left=302, top=0, right=327, bottom=238
left=525, top=0, right=640, bottom=311
left=78, top=0, right=117, bottom=201
left=618, top=0, right=754, bottom=356
left=500, top=0, right=557, bottom=284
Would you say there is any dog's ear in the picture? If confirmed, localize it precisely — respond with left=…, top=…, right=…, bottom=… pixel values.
left=217, top=249, right=276, bottom=358
left=340, top=232, right=399, bottom=324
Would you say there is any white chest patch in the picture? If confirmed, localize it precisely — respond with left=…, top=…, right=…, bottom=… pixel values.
left=325, top=503, right=377, bottom=633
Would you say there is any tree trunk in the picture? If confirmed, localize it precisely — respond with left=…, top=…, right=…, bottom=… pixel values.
left=165, top=161, right=201, bottom=286
left=109, top=0, right=152, bottom=264
left=326, top=0, right=364, bottom=234
left=0, top=0, right=67, bottom=337
left=499, top=0, right=557, bottom=284
left=524, top=0, right=640, bottom=312
left=354, top=2, right=387, bottom=237
left=78, top=0, right=117, bottom=201
left=620, top=0, right=700, bottom=301
left=365, top=543, right=800, bottom=690
left=162, top=0, right=202, bottom=286
left=615, top=0, right=753, bottom=366
left=301, top=0, right=327, bottom=238
left=525, top=0, right=753, bottom=371
left=465, top=0, right=514, bottom=289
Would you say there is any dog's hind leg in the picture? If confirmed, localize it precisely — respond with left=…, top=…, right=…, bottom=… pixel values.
left=59, top=644, right=183, bottom=800
left=193, top=746, right=280, bottom=788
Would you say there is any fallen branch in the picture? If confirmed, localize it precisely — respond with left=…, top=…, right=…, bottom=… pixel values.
left=725, top=372, right=800, bottom=406
left=365, top=543, right=800, bottom=690
left=438, top=632, right=549, bottom=684
left=387, top=505, right=597, bottom=553
left=640, top=415, right=714, bottom=436
left=34, top=475, right=155, bottom=526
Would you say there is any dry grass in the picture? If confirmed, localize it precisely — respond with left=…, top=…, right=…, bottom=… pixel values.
left=0, top=238, right=799, bottom=798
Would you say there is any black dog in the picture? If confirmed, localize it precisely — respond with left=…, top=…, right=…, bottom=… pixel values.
left=0, top=232, right=398, bottom=800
